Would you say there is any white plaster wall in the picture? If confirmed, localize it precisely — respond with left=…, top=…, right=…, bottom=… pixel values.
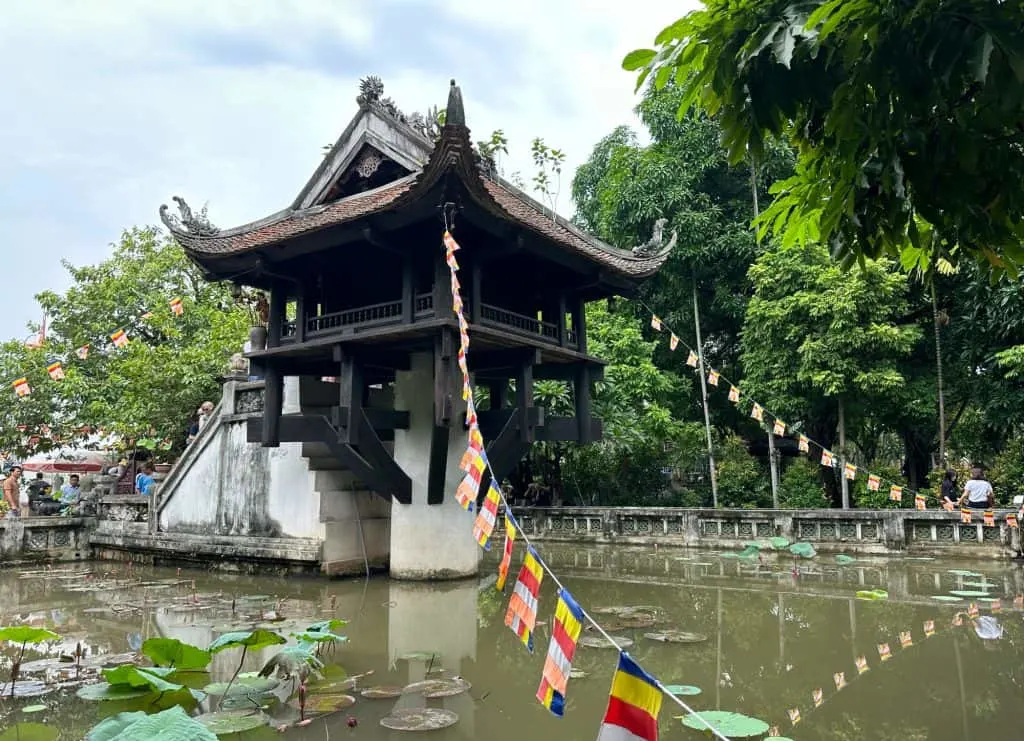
left=267, top=443, right=324, bottom=540
left=390, top=353, right=481, bottom=579
left=160, top=424, right=222, bottom=532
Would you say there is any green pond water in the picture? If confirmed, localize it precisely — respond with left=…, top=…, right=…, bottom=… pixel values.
left=1, top=545, right=1022, bottom=740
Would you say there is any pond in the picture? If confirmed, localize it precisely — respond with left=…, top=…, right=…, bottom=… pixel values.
left=0, top=545, right=1021, bottom=740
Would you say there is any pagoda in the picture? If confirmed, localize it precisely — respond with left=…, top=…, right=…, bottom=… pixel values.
left=161, top=77, right=669, bottom=578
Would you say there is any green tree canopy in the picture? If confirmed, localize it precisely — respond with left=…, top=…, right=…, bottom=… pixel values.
left=625, top=0, right=1024, bottom=276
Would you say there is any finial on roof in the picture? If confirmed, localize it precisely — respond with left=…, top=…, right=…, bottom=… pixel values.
left=446, top=79, right=466, bottom=126
left=159, top=196, right=219, bottom=236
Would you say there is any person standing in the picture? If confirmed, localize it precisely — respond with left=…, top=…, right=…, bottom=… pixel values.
left=959, top=467, right=995, bottom=510
left=3, top=466, right=23, bottom=517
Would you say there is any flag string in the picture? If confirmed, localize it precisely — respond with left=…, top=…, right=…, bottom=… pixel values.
left=635, top=298, right=984, bottom=514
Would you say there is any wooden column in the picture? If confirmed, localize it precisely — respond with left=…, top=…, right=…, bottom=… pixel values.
left=570, top=298, right=587, bottom=353
left=294, top=286, right=306, bottom=343
left=516, top=360, right=535, bottom=443
left=261, top=365, right=283, bottom=447
left=432, top=250, right=449, bottom=320
left=574, top=365, right=593, bottom=444
left=470, top=261, right=482, bottom=324
left=335, top=348, right=363, bottom=444
left=401, top=255, right=415, bottom=324
left=434, top=329, right=455, bottom=427
left=557, top=293, right=568, bottom=347
left=267, top=282, right=286, bottom=349
left=487, top=381, right=508, bottom=411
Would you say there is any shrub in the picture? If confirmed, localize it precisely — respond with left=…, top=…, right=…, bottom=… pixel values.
left=778, top=458, right=829, bottom=509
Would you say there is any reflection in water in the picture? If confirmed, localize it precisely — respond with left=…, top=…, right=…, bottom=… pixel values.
left=0, top=547, right=1021, bottom=740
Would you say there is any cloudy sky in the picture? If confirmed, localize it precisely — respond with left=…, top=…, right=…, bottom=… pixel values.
left=0, top=0, right=693, bottom=340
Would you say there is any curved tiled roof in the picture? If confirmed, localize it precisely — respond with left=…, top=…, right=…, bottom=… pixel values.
left=161, top=82, right=671, bottom=281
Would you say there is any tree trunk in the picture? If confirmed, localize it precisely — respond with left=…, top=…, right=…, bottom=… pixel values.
left=767, top=426, right=779, bottom=507
left=693, top=279, right=719, bottom=507
left=838, top=399, right=850, bottom=509
left=932, top=281, right=947, bottom=466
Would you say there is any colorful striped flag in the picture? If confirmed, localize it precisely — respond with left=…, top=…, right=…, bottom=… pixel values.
left=820, top=449, right=834, bottom=467
left=899, top=631, right=912, bottom=648
left=1008, top=513, right=1019, bottom=528
left=686, top=351, right=698, bottom=368
left=76, top=344, right=90, bottom=360
left=669, top=334, right=679, bottom=351
left=915, top=494, right=926, bottom=510
left=13, top=377, right=30, bottom=397
left=455, top=452, right=486, bottom=511
left=877, top=643, right=891, bottom=661
left=46, top=360, right=64, bottom=380
left=650, top=315, right=661, bottom=331
left=812, top=688, right=823, bottom=707
left=460, top=424, right=484, bottom=472
left=961, top=507, right=972, bottom=524
left=472, top=481, right=501, bottom=549
left=833, top=671, right=846, bottom=690
left=867, top=474, right=881, bottom=491
left=983, top=510, right=995, bottom=527
left=728, top=385, right=740, bottom=403
left=505, top=547, right=544, bottom=652
left=169, top=297, right=184, bottom=316
left=496, top=514, right=517, bottom=591
left=707, top=369, right=719, bottom=386
left=788, top=708, right=801, bottom=725
left=843, top=462, right=857, bottom=480
left=923, top=620, right=935, bottom=637
left=110, top=329, right=128, bottom=348
left=773, top=419, right=786, bottom=436
left=855, top=656, right=869, bottom=674
left=536, top=588, right=585, bottom=716
left=750, top=403, right=763, bottom=422
left=140, top=311, right=154, bottom=320
left=798, top=434, right=809, bottom=453
left=595, top=652, right=662, bottom=741
left=890, top=485, right=903, bottom=502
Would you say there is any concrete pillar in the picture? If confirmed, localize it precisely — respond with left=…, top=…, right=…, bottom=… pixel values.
left=390, top=352, right=480, bottom=579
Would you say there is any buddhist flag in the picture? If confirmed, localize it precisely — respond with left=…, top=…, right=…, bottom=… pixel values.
left=961, top=507, right=972, bottom=524
left=169, top=297, right=184, bottom=316
left=728, top=385, right=740, bottom=403
left=669, top=334, right=679, bottom=351
left=505, top=547, right=544, bottom=653
left=472, top=481, right=501, bottom=549
left=798, top=434, right=809, bottom=453
left=773, top=419, right=786, bottom=436
left=952, top=613, right=964, bottom=626
left=788, top=708, right=801, bottom=725
left=915, top=493, right=926, bottom=510
left=924, top=620, right=935, bottom=637
left=820, top=449, right=834, bottom=467
left=877, top=643, right=891, bottom=662
left=650, top=315, right=661, bottom=331
left=686, top=351, right=698, bottom=368
left=13, top=377, right=30, bottom=397
left=812, top=688, right=823, bottom=708
left=140, top=311, right=154, bottom=320
left=983, top=510, right=995, bottom=527
left=967, top=603, right=979, bottom=619
left=899, top=631, right=913, bottom=649
left=1007, top=513, right=1019, bottom=529
left=833, top=671, right=846, bottom=690
left=855, top=656, right=869, bottom=674
left=750, top=403, right=763, bottom=422
left=496, top=514, right=517, bottom=591
left=843, top=462, right=857, bottom=480
left=76, top=344, right=90, bottom=360
left=536, top=588, right=585, bottom=717
left=867, top=474, right=880, bottom=491
left=890, top=485, right=903, bottom=502
left=443, top=230, right=461, bottom=269
left=595, top=652, right=662, bottom=741
left=707, top=369, right=720, bottom=386
left=460, top=425, right=484, bottom=472
left=991, top=598, right=1002, bottom=613
left=46, top=360, right=64, bottom=381
left=455, top=452, right=486, bottom=512
left=110, top=329, right=128, bottom=348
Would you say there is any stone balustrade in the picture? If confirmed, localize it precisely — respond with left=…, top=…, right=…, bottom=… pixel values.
left=504, top=507, right=1022, bottom=559
left=0, top=516, right=93, bottom=564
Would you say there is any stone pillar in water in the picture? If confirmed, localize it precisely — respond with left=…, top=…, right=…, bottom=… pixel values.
left=391, top=352, right=480, bottom=579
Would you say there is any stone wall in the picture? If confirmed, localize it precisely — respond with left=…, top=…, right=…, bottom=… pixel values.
left=508, top=507, right=1023, bottom=559
left=0, top=517, right=93, bottom=564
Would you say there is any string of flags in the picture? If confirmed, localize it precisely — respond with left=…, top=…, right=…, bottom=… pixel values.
left=441, top=230, right=730, bottom=741
left=7, top=297, right=187, bottom=400
left=645, top=306, right=1020, bottom=527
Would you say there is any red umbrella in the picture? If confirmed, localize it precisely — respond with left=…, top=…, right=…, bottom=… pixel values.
left=21, top=450, right=111, bottom=474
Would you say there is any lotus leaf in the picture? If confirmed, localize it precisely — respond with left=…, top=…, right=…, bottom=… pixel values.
left=290, top=693, right=356, bottom=714
left=141, top=638, right=211, bottom=670
left=361, top=685, right=404, bottom=699
left=770, top=537, right=790, bottom=549
left=203, top=675, right=279, bottom=696
left=208, top=629, right=285, bottom=654
left=195, top=709, right=270, bottom=734
left=380, top=708, right=459, bottom=731
left=856, top=589, right=889, bottom=601
left=680, top=710, right=770, bottom=737
left=643, top=631, right=708, bottom=644
left=950, top=590, right=992, bottom=597
left=948, top=570, right=982, bottom=577
left=0, top=627, right=59, bottom=645
left=580, top=635, right=633, bottom=649
left=85, top=705, right=216, bottom=741
left=662, top=684, right=702, bottom=695
left=21, top=705, right=47, bottom=714
left=0, top=723, right=58, bottom=741
left=76, top=683, right=153, bottom=702
left=0, top=681, right=53, bottom=698
left=291, top=630, right=348, bottom=645
left=931, top=595, right=963, bottom=602
left=789, top=543, right=817, bottom=558
left=101, top=666, right=182, bottom=693
left=307, top=619, right=348, bottom=633
left=835, top=554, right=857, bottom=565
left=960, top=581, right=996, bottom=589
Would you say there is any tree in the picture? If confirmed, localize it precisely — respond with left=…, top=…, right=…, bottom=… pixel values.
left=625, top=1, right=1024, bottom=276
left=741, top=243, right=921, bottom=505
left=0, top=226, right=249, bottom=460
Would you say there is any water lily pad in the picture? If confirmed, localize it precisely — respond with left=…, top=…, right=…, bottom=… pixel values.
left=662, top=684, right=702, bottom=695
left=580, top=635, right=633, bottom=649
left=960, top=582, right=996, bottom=589
left=569, top=669, right=588, bottom=679
left=291, top=693, right=356, bottom=713
left=680, top=711, right=770, bottom=737
left=770, top=537, right=790, bottom=549
left=307, top=619, right=348, bottom=633
left=403, top=678, right=471, bottom=698
left=361, top=686, right=404, bottom=699
left=644, top=631, right=708, bottom=644
left=789, top=543, right=817, bottom=558
left=950, top=590, right=992, bottom=597
left=0, top=723, right=58, bottom=741
left=835, top=554, right=857, bottom=565
left=932, top=595, right=964, bottom=602
left=21, top=705, right=47, bottom=714
left=195, top=709, right=270, bottom=734
left=203, top=676, right=279, bottom=696
left=856, top=589, right=889, bottom=601
left=380, top=708, right=459, bottom=731
left=948, top=570, right=982, bottom=577
left=0, top=681, right=54, bottom=698
left=618, top=613, right=657, bottom=628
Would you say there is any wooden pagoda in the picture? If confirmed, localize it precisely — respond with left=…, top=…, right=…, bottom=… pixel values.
left=161, top=77, right=671, bottom=506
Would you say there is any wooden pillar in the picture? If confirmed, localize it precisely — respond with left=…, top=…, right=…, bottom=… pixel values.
left=470, top=261, right=482, bottom=324
left=574, top=365, right=593, bottom=444
left=570, top=298, right=587, bottom=353
left=294, top=285, right=306, bottom=343
left=432, top=251, right=449, bottom=320
left=401, top=255, right=415, bottom=324
left=261, top=365, right=282, bottom=447
left=434, top=329, right=455, bottom=427
left=487, top=380, right=508, bottom=410
left=335, top=348, right=363, bottom=444
left=516, top=360, right=535, bottom=443
left=557, top=294, right=568, bottom=347
left=267, top=282, right=286, bottom=349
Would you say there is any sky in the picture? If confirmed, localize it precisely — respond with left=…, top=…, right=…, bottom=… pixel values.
left=0, top=0, right=694, bottom=341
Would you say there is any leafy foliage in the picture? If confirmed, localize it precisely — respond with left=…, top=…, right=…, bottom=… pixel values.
left=626, top=1, right=1024, bottom=275
left=141, top=638, right=211, bottom=671
left=208, top=629, right=286, bottom=654
left=85, top=706, right=217, bottom=741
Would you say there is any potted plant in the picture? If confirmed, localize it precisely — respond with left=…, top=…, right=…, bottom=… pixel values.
left=138, top=437, right=174, bottom=473
left=233, top=286, right=270, bottom=351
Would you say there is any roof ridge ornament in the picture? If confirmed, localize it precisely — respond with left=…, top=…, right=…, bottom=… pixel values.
left=356, top=75, right=441, bottom=142
left=632, top=218, right=677, bottom=257
left=159, top=196, right=219, bottom=236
